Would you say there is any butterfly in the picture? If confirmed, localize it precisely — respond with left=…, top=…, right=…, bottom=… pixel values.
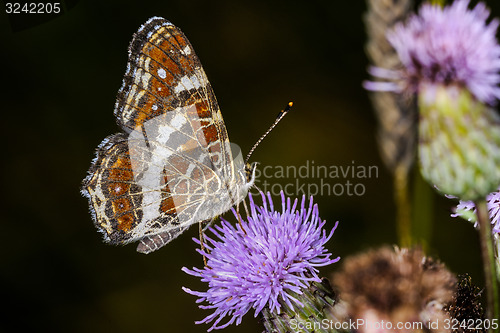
left=81, top=17, right=255, bottom=254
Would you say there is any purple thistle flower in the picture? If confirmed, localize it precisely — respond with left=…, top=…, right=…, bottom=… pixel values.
left=182, top=191, right=339, bottom=331
left=364, top=0, right=500, bottom=105
left=451, top=188, right=500, bottom=233
left=451, top=190, right=500, bottom=283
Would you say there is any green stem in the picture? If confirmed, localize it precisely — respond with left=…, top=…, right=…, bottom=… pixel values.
left=430, top=0, right=446, bottom=7
left=395, top=165, right=412, bottom=247
left=411, top=169, right=434, bottom=250
left=475, top=200, right=499, bottom=333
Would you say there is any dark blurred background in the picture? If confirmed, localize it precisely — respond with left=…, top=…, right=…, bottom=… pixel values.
left=2, top=0, right=499, bottom=332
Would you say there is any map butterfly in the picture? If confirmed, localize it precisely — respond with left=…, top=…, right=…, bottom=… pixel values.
left=82, top=17, right=255, bottom=254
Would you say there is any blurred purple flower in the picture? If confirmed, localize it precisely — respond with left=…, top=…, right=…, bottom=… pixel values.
left=451, top=188, right=500, bottom=233
left=182, top=191, right=339, bottom=331
left=364, top=0, right=500, bottom=105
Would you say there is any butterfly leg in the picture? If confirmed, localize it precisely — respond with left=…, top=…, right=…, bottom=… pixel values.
left=235, top=201, right=247, bottom=235
left=242, top=197, right=250, bottom=218
left=199, top=219, right=214, bottom=267
left=136, top=225, right=189, bottom=254
left=201, top=217, right=216, bottom=233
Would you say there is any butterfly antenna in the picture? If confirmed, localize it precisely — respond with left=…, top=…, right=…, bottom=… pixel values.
left=244, top=102, right=293, bottom=164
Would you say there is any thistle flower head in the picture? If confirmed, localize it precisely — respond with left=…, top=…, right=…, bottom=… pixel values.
left=365, top=0, right=500, bottom=200
left=331, top=247, right=457, bottom=333
left=446, top=275, right=485, bottom=325
left=451, top=188, right=500, bottom=233
left=365, top=0, right=500, bottom=105
left=450, top=190, right=500, bottom=281
left=182, top=191, right=339, bottom=331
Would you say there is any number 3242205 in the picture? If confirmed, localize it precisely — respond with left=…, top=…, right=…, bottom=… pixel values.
left=444, top=319, right=498, bottom=330
left=6, top=3, right=61, bottom=14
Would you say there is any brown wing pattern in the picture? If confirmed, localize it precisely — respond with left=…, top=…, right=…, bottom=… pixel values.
left=116, top=17, right=231, bottom=179
left=82, top=18, right=241, bottom=252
